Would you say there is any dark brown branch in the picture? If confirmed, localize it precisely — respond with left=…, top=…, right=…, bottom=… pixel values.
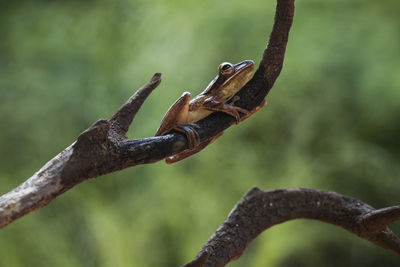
left=0, top=0, right=293, bottom=228
left=358, top=206, right=400, bottom=234
left=183, top=188, right=400, bottom=267
left=182, top=251, right=209, bottom=267
left=240, top=0, right=295, bottom=104
left=109, top=73, right=161, bottom=135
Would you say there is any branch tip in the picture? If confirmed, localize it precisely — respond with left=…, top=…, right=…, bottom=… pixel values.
left=150, top=72, right=162, bottom=84
left=109, top=73, right=162, bottom=135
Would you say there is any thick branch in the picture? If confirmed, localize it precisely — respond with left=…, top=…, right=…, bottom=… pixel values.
left=183, top=188, right=400, bottom=267
left=0, top=0, right=293, bottom=228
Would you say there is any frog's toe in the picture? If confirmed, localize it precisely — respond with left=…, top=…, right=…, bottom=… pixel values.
left=172, top=124, right=200, bottom=149
left=187, top=125, right=200, bottom=148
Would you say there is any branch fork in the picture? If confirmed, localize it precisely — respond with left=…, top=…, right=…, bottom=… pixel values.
left=1, top=0, right=398, bottom=265
left=183, top=188, right=400, bottom=266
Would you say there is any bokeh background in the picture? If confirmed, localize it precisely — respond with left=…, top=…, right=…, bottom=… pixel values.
left=1, top=0, right=399, bottom=266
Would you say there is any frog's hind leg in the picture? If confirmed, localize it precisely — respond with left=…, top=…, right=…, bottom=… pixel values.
left=165, top=131, right=224, bottom=164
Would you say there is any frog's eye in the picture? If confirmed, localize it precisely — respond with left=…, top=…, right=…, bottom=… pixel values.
left=219, top=62, right=234, bottom=75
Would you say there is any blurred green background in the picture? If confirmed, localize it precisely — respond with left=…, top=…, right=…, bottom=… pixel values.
left=0, top=0, right=399, bottom=266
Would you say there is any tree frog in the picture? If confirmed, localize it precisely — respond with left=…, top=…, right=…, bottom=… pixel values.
left=155, top=60, right=255, bottom=163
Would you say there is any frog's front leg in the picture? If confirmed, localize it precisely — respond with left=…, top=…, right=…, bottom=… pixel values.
left=155, top=92, right=200, bottom=149
left=202, top=98, right=249, bottom=124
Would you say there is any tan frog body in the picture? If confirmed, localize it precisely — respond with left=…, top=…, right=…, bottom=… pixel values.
left=155, top=60, right=255, bottom=163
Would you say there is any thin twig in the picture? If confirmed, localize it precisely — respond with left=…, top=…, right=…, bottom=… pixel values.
left=110, top=73, right=161, bottom=135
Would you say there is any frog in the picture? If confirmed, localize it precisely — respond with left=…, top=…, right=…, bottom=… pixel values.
left=155, top=60, right=256, bottom=163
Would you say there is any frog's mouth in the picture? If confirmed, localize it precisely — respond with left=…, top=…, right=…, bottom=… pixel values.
left=233, top=60, right=255, bottom=76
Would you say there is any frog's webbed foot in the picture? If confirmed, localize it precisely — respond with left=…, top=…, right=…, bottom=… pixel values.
left=171, top=123, right=200, bottom=149
left=203, top=98, right=249, bottom=124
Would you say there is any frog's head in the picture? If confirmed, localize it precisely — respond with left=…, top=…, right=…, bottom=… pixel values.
left=203, top=60, right=254, bottom=101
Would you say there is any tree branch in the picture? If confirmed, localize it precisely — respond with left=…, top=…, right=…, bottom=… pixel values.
left=0, top=74, right=164, bottom=229
left=109, top=73, right=161, bottom=135
left=0, top=0, right=295, bottom=228
left=183, top=188, right=400, bottom=267
left=358, top=206, right=400, bottom=234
